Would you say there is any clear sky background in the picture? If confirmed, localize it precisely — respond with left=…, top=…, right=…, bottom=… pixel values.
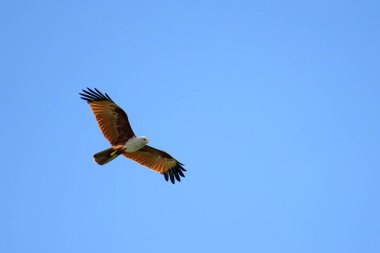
left=1, top=1, right=379, bottom=252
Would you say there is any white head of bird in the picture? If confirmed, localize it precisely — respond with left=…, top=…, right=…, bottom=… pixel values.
left=139, top=136, right=149, bottom=145
left=124, top=136, right=149, bottom=152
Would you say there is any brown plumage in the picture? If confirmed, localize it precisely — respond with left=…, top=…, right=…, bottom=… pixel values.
left=79, top=88, right=186, bottom=183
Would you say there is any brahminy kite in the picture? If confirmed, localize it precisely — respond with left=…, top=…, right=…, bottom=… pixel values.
left=79, top=88, right=186, bottom=184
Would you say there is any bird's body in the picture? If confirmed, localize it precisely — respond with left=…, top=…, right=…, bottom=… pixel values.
left=79, top=88, right=186, bottom=183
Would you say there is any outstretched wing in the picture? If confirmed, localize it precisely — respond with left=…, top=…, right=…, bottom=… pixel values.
left=79, top=88, right=135, bottom=145
left=123, top=145, right=186, bottom=184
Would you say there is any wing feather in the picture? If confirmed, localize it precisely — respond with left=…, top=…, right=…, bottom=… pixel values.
left=122, top=145, right=186, bottom=184
left=80, top=88, right=135, bottom=145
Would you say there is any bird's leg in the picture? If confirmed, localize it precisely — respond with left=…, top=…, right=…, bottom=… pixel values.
left=112, top=145, right=126, bottom=155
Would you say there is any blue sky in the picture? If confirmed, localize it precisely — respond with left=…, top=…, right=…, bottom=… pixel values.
left=1, top=0, right=379, bottom=252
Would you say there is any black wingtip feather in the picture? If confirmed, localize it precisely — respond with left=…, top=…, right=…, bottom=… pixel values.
left=169, top=170, right=175, bottom=184
left=79, top=88, right=114, bottom=103
left=177, top=170, right=185, bottom=177
left=173, top=171, right=181, bottom=182
left=105, top=93, right=112, bottom=100
left=162, top=161, right=186, bottom=184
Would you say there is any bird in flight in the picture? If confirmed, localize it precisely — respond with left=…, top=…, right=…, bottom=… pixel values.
left=79, top=88, right=186, bottom=184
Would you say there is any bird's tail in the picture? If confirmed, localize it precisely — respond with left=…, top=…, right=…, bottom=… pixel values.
left=93, top=147, right=121, bottom=165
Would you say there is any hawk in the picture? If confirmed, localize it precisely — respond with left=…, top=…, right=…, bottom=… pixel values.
left=79, top=88, right=186, bottom=184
